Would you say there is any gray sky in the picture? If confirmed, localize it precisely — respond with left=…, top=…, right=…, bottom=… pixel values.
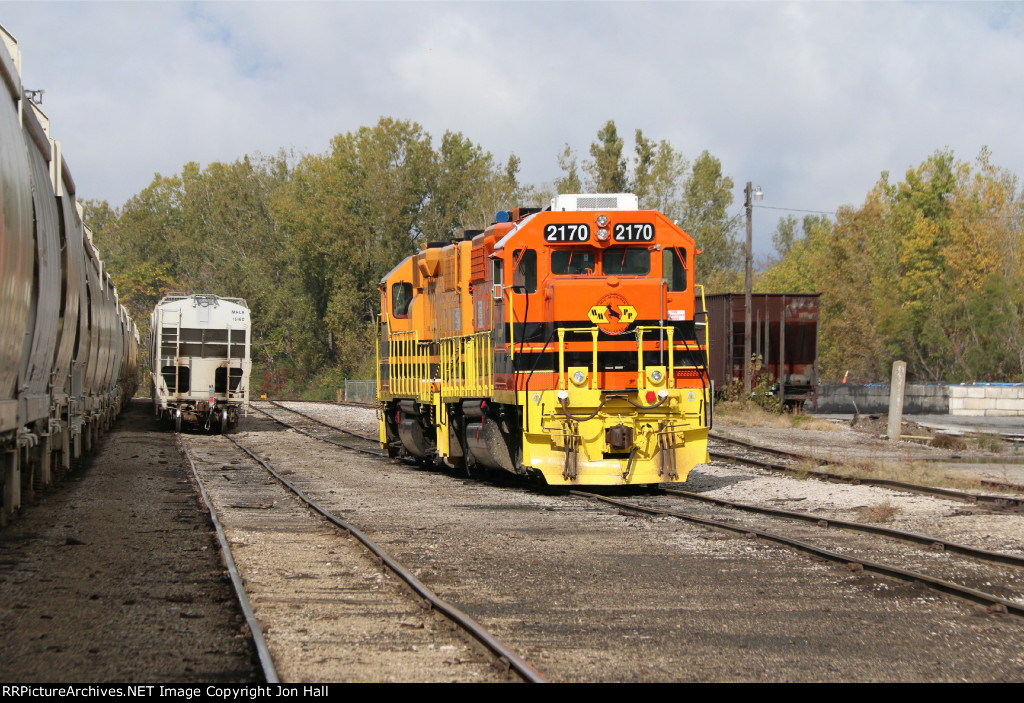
left=5, top=1, right=1023, bottom=259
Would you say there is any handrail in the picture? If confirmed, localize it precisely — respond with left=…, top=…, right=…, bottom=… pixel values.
left=439, top=331, right=493, bottom=398
left=696, top=284, right=709, bottom=367
left=556, top=327, right=599, bottom=390
left=375, top=315, right=382, bottom=402
left=387, top=330, right=431, bottom=400
left=634, top=326, right=675, bottom=388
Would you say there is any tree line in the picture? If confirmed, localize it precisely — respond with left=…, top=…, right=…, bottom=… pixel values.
left=87, top=119, right=1023, bottom=394
left=759, top=148, right=1024, bottom=384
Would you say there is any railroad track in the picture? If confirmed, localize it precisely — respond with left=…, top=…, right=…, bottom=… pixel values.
left=253, top=406, right=1024, bottom=514
left=574, top=488, right=1024, bottom=618
left=248, top=401, right=1024, bottom=620
left=202, top=401, right=1024, bottom=680
left=709, top=432, right=1024, bottom=509
left=177, top=425, right=545, bottom=683
left=252, top=401, right=383, bottom=456
left=178, top=434, right=278, bottom=683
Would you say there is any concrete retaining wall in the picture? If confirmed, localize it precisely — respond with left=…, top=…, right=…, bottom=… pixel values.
left=948, top=384, right=1024, bottom=417
left=816, top=383, right=1024, bottom=416
left=815, top=384, right=949, bottom=414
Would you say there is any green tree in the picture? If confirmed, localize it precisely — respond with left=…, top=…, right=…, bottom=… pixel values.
left=634, top=133, right=689, bottom=222
left=554, top=144, right=583, bottom=194
left=680, top=150, right=740, bottom=291
left=584, top=120, right=628, bottom=193
left=632, top=129, right=655, bottom=203
left=272, top=117, right=518, bottom=377
left=761, top=147, right=1024, bottom=382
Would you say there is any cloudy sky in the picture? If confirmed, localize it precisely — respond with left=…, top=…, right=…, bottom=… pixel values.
left=4, top=1, right=1023, bottom=257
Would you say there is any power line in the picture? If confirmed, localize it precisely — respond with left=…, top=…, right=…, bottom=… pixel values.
left=753, top=205, right=837, bottom=216
left=753, top=203, right=1024, bottom=223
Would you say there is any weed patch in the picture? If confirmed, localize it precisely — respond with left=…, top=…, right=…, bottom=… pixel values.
left=855, top=501, right=900, bottom=523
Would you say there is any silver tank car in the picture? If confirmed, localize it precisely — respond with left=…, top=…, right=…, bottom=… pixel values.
left=150, top=294, right=251, bottom=432
left=1, top=24, right=140, bottom=525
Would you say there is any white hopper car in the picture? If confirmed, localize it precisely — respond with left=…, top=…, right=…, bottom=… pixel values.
left=150, top=294, right=251, bottom=432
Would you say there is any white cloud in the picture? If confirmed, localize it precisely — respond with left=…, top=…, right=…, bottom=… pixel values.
left=4, top=1, right=1024, bottom=258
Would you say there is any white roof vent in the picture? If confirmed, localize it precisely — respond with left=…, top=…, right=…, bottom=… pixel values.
left=551, top=193, right=639, bottom=212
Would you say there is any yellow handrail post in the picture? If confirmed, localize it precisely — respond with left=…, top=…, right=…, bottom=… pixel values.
left=557, top=329, right=566, bottom=390
left=667, top=326, right=675, bottom=388
left=636, top=328, right=645, bottom=389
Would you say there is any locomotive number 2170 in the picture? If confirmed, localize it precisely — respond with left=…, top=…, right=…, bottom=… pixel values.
left=544, top=224, right=590, bottom=242
left=613, top=223, right=654, bottom=241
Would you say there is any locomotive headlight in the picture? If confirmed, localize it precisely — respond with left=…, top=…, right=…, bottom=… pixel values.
left=596, top=215, right=609, bottom=227
left=649, top=369, right=664, bottom=383
left=572, top=370, right=587, bottom=385
left=596, top=228, right=609, bottom=241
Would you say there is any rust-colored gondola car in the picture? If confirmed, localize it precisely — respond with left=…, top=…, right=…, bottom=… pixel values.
left=702, top=293, right=820, bottom=406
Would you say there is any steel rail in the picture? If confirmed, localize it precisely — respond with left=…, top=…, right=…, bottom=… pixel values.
left=708, top=434, right=1024, bottom=509
left=223, top=434, right=547, bottom=683
left=251, top=403, right=384, bottom=457
left=267, top=400, right=378, bottom=443
left=259, top=400, right=1024, bottom=553
left=714, top=430, right=1024, bottom=485
left=660, top=487, right=1024, bottom=568
left=711, top=431, right=1024, bottom=494
left=177, top=435, right=279, bottom=684
left=573, top=490, right=1024, bottom=618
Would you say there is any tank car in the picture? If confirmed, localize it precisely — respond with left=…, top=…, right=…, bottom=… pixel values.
left=1, top=25, right=139, bottom=524
left=150, top=294, right=251, bottom=432
left=377, top=193, right=711, bottom=486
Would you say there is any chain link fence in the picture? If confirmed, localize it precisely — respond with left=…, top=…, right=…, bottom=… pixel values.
left=342, top=380, right=376, bottom=404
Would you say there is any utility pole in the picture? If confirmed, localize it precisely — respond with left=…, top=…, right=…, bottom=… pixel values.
left=743, top=182, right=762, bottom=394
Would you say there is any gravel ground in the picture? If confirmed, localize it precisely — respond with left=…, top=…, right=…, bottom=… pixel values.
left=717, top=413, right=1024, bottom=484
left=248, top=402, right=1024, bottom=681
left=3, top=399, right=1022, bottom=683
left=0, top=399, right=258, bottom=683
left=181, top=428, right=513, bottom=683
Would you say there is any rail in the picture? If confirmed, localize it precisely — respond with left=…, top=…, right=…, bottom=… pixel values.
left=222, top=426, right=547, bottom=682
left=709, top=433, right=1024, bottom=508
left=178, top=436, right=279, bottom=683
left=634, top=326, right=674, bottom=388
left=575, top=490, right=1024, bottom=618
left=556, top=327, right=599, bottom=390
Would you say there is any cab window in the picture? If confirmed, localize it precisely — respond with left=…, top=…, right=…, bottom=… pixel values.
left=551, top=248, right=596, bottom=275
left=513, top=249, right=537, bottom=293
left=663, top=248, right=687, bottom=291
left=602, top=247, right=650, bottom=275
left=392, top=282, right=413, bottom=318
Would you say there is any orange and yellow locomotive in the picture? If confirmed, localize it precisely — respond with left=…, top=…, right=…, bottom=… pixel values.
left=376, top=193, right=710, bottom=485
